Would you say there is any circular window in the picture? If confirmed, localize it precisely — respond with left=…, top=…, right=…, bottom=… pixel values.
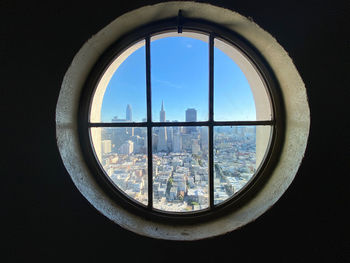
left=57, top=2, right=309, bottom=240
left=79, top=20, right=283, bottom=221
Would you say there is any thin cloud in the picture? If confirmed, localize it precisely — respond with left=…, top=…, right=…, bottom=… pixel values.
left=154, top=78, right=182, bottom=89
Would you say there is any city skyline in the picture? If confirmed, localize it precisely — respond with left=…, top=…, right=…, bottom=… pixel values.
left=95, top=123, right=259, bottom=212
left=99, top=35, right=257, bottom=122
left=95, top=94, right=263, bottom=211
left=111, top=101, right=199, bottom=123
left=94, top=35, right=263, bottom=212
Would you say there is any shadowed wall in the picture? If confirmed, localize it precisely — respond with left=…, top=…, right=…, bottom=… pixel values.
left=1, top=0, right=348, bottom=261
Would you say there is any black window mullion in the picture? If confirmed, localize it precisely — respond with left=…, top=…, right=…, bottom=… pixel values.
left=146, top=36, right=153, bottom=209
left=213, top=120, right=275, bottom=126
left=87, top=120, right=274, bottom=128
left=209, top=34, right=214, bottom=208
left=88, top=122, right=147, bottom=127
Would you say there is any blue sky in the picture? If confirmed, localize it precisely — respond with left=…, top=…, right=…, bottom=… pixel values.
left=100, top=35, right=256, bottom=122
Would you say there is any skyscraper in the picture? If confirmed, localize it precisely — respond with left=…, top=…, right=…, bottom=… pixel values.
left=126, top=104, right=132, bottom=122
left=101, top=140, right=112, bottom=155
left=157, top=101, right=168, bottom=152
left=173, top=128, right=182, bottom=152
left=186, top=108, right=197, bottom=122
left=166, top=127, right=173, bottom=151
left=159, top=100, right=166, bottom=122
left=185, top=108, right=197, bottom=134
left=200, top=127, right=208, bottom=151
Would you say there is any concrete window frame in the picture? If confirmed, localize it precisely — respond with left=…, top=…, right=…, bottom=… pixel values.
left=56, top=1, right=310, bottom=240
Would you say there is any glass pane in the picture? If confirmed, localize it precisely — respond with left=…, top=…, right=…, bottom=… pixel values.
left=90, top=127, right=148, bottom=206
left=214, top=126, right=271, bottom=205
left=152, top=126, right=209, bottom=212
left=214, top=38, right=272, bottom=121
left=90, top=40, right=147, bottom=123
left=151, top=32, right=209, bottom=122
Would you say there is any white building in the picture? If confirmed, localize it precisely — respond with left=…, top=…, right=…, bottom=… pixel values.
left=101, top=140, right=112, bottom=154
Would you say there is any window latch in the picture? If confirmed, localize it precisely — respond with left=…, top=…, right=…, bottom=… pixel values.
left=177, top=10, right=183, bottom=34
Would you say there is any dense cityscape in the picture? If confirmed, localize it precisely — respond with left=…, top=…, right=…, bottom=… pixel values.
left=97, top=102, right=258, bottom=212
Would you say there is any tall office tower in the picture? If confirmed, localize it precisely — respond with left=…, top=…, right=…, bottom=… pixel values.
left=186, top=108, right=197, bottom=122
left=152, top=133, right=158, bottom=152
left=111, top=116, right=128, bottom=148
left=125, top=104, right=133, bottom=135
left=173, top=127, right=182, bottom=152
left=126, top=104, right=132, bottom=122
left=185, top=108, right=197, bottom=134
left=159, top=100, right=166, bottom=122
left=166, top=127, right=173, bottom=151
left=200, top=127, right=209, bottom=151
left=101, top=140, right=112, bottom=155
left=157, top=101, right=168, bottom=152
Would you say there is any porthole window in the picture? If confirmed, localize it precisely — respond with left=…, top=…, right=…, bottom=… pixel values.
left=57, top=2, right=309, bottom=240
left=80, top=16, right=282, bottom=220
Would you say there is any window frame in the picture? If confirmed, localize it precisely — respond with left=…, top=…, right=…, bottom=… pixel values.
left=78, top=16, right=285, bottom=224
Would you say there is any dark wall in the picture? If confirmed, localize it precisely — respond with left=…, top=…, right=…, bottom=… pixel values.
left=2, top=0, right=349, bottom=262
